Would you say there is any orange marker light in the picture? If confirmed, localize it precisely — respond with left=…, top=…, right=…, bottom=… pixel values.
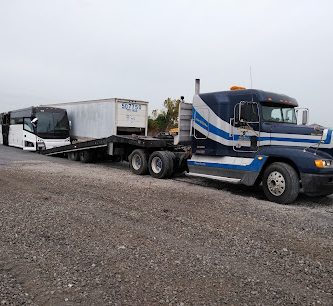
left=315, top=159, right=332, bottom=168
left=315, top=160, right=324, bottom=168
left=230, top=86, right=246, bottom=91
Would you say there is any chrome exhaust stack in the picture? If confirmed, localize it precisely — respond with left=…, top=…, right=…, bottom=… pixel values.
left=195, top=79, right=200, bottom=95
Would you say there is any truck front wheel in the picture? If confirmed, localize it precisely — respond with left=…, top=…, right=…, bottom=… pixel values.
left=148, top=151, right=173, bottom=179
left=129, top=149, right=148, bottom=175
left=262, top=162, right=300, bottom=204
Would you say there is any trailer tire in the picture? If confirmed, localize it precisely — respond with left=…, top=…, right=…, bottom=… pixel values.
left=129, top=149, right=148, bottom=175
left=80, top=150, right=94, bottom=163
left=262, top=162, right=300, bottom=204
left=148, top=151, right=173, bottom=179
left=68, top=152, right=80, bottom=161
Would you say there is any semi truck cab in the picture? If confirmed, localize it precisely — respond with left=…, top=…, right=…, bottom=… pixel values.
left=179, top=80, right=333, bottom=203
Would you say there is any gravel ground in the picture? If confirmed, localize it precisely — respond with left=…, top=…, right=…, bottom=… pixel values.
left=0, top=145, right=332, bottom=305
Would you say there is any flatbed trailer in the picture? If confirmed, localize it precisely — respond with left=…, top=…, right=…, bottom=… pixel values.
left=40, top=134, right=189, bottom=177
left=40, top=135, right=175, bottom=156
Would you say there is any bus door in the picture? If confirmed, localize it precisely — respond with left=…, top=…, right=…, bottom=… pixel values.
left=1, top=113, right=10, bottom=146
left=23, top=118, right=37, bottom=151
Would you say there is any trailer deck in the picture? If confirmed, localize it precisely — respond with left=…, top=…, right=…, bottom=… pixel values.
left=40, top=135, right=175, bottom=156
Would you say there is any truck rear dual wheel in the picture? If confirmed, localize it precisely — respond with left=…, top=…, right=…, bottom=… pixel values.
left=165, top=151, right=176, bottom=177
left=262, top=162, right=300, bottom=204
left=129, top=149, right=148, bottom=175
left=148, top=151, right=174, bottom=179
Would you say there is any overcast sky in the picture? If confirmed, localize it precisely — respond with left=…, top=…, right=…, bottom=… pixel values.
left=0, top=0, right=332, bottom=125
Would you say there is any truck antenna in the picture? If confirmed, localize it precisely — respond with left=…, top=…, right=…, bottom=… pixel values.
left=249, top=66, right=253, bottom=89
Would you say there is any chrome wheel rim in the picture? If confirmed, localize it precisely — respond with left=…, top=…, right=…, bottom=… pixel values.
left=267, top=171, right=286, bottom=196
left=151, top=156, right=162, bottom=174
left=132, top=154, right=142, bottom=170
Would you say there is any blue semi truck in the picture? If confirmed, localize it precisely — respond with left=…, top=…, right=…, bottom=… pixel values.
left=40, top=79, right=333, bottom=204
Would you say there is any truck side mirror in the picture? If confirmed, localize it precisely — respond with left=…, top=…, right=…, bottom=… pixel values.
left=296, top=107, right=309, bottom=125
left=302, top=110, right=308, bottom=125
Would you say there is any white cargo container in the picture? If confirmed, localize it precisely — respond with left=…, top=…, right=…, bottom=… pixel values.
left=45, top=98, right=148, bottom=141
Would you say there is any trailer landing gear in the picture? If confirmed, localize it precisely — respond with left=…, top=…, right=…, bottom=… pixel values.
left=67, top=152, right=80, bottom=161
left=79, top=150, right=95, bottom=163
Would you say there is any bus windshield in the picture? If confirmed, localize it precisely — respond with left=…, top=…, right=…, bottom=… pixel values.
left=36, top=110, right=70, bottom=139
left=261, top=104, right=297, bottom=124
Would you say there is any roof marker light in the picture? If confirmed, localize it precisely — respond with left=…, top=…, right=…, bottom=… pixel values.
left=230, top=86, right=246, bottom=91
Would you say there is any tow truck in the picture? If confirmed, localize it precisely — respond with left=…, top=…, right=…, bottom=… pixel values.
left=40, top=80, right=333, bottom=203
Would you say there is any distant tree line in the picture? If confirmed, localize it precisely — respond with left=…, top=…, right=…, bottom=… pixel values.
left=148, top=98, right=180, bottom=135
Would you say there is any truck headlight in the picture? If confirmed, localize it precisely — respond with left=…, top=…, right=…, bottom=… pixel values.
left=314, top=159, right=332, bottom=168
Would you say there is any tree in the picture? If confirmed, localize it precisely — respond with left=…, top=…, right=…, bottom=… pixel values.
left=148, top=98, right=181, bottom=135
left=148, top=111, right=168, bottom=134
left=163, top=98, right=180, bottom=129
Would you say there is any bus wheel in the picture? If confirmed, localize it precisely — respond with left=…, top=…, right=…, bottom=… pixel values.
left=68, top=152, right=80, bottom=161
left=148, top=151, right=173, bottom=179
left=129, top=149, right=148, bottom=175
left=262, top=162, right=299, bottom=204
left=80, top=150, right=94, bottom=163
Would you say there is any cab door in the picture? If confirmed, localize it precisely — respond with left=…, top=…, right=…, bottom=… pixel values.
left=232, top=101, right=260, bottom=152
left=23, top=118, right=37, bottom=151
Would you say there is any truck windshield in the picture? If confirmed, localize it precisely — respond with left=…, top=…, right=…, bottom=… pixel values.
left=261, top=104, right=297, bottom=124
left=36, top=111, right=70, bottom=139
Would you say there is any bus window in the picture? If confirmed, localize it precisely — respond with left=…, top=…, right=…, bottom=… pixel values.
left=36, top=112, right=52, bottom=134
left=35, top=111, right=69, bottom=138
left=23, top=118, right=34, bottom=133
left=10, top=117, right=23, bottom=125
left=53, top=112, right=70, bottom=132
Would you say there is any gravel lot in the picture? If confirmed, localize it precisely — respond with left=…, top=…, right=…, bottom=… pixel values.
left=0, top=145, right=332, bottom=305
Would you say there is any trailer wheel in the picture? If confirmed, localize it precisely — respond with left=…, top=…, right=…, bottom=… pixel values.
left=68, top=152, right=80, bottom=161
left=129, top=149, right=148, bottom=175
left=80, top=150, right=94, bottom=163
left=262, top=162, right=300, bottom=204
left=148, top=151, right=172, bottom=179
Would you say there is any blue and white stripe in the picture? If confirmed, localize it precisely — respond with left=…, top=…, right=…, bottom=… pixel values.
left=192, top=95, right=333, bottom=149
left=188, top=154, right=267, bottom=172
